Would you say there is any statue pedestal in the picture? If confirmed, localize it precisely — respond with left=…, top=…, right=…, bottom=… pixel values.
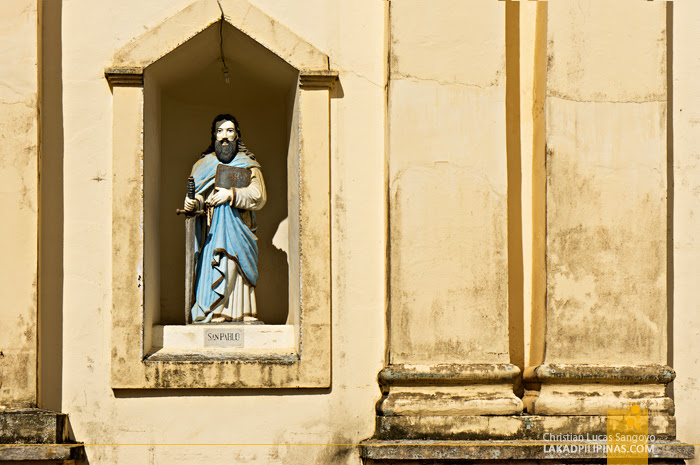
left=152, top=324, right=293, bottom=350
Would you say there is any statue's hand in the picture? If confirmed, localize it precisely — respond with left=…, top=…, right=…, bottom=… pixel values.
left=206, top=187, right=234, bottom=207
left=184, top=197, right=198, bottom=212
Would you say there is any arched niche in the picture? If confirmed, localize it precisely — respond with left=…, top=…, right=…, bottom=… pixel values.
left=147, top=20, right=298, bottom=326
left=106, top=0, right=337, bottom=389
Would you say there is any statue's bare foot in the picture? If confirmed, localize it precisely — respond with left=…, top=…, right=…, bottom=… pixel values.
left=211, top=316, right=228, bottom=323
left=243, top=316, right=258, bottom=322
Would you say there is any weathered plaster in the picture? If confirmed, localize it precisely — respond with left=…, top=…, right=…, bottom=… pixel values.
left=544, top=2, right=668, bottom=368
left=545, top=99, right=667, bottom=365
left=387, top=2, right=509, bottom=367
left=0, top=0, right=39, bottom=409
left=546, top=0, right=666, bottom=104
left=672, top=0, right=700, bottom=461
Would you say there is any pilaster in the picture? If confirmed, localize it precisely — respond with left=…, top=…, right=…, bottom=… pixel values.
left=527, top=0, right=674, bottom=435
left=375, top=0, right=521, bottom=441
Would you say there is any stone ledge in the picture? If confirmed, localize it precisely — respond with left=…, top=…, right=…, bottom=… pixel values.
left=0, top=444, right=85, bottom=462
left=104, top=67, right=144, bottom=87
left=376, top=414, right=676, bottom=440
left=359, top=440, right=694, bottom=462
left=379, top=364, right=521, bottom=388
left=524, top=364, right=675, bottom=385
left=298, top=71, right=339, bottom=89
left=0, top=410, right=71, bottom=445
left=144, top=348, right=298, bottom=362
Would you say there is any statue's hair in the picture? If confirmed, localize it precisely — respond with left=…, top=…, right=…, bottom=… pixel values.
left=201, top=113, right=255, bottom=159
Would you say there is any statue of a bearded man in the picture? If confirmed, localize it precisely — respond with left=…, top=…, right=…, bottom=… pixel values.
left=183, top=114, right=266, bottom=323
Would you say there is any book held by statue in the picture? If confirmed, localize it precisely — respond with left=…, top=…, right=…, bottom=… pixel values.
left=215, top=165, right=251, bottom=189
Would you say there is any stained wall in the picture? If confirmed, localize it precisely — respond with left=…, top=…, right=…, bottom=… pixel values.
left=0, top=0, right=39, bottom=409
left=387, top=0, right=510, bottom=366
left=544, top=1, right=668, bottom=365
left=671, top=0, right=700, bottom=463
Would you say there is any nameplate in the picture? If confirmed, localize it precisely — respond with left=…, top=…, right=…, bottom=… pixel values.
left=203, top=327, right=244, bottom=347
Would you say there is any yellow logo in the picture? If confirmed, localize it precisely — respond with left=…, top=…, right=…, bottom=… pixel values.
left=607, top=404, right=650, bottom=465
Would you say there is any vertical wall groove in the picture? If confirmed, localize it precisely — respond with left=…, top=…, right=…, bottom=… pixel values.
left=38, top=0, right=64, bottom=412
left=505, top=0, right=524, bottom=396
left=384, top=0, right=392, bottom=366
left=665, top=0, right=674, bottom=401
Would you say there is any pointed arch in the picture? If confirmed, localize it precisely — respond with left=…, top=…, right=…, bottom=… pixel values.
left=110, top=0, right=328, bottom=72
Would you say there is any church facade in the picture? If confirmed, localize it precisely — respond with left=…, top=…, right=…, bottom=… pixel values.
left=0, top=1, right=699, bottom=464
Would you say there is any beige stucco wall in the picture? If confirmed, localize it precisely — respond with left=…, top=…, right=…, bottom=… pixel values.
left=672, top=0, right=700, bottom=461
left=0, top=0, right=39, bottom=409
left=544, top=1, right=668, bottom=365
left=61, top=0, right=385, bottom=463
left=388, top=0, right=510, bottom=365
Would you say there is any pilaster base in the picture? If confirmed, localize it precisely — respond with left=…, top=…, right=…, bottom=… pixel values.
left=524, top=364, right=675, bottom=416
left=375, top=414, right=677, bottom=440
left=377, top=364, right=523, bottom=437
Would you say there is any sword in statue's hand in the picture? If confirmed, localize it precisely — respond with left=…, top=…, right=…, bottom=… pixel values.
left=176, top=176, right=205, bottom=216
left=176, top=176, right=204, bottom=324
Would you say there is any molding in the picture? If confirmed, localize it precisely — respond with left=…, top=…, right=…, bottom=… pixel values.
left=104, top=67, right=144, bottom=87
left=523, top=364, right=675, bottom=385
left=111, top=0, right=328, bottom=71
left=379, top=363, right=521, bottom=387
left=376, top=364, right=524, bottom=418
left=373, top=415, right=678, bottom=440
left=299, top=71, right=339, bottom=89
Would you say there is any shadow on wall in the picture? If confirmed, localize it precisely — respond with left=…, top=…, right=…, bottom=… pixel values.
left=39, top=0, right=64, bottom=412
left=147, top=21, right=298, bottom=325
left=665, top=1, right=674, bottom=401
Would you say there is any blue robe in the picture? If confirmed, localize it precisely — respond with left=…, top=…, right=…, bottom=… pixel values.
left=189, top=152, right=261, bottom=323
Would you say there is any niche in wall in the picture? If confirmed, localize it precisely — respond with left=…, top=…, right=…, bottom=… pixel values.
left=107, top=0, right=334, bottom=386
left=144, top=21, right=298, bottom=326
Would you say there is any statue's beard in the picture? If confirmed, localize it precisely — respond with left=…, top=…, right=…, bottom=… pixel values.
left=215, top=139, right=237, bottom=163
